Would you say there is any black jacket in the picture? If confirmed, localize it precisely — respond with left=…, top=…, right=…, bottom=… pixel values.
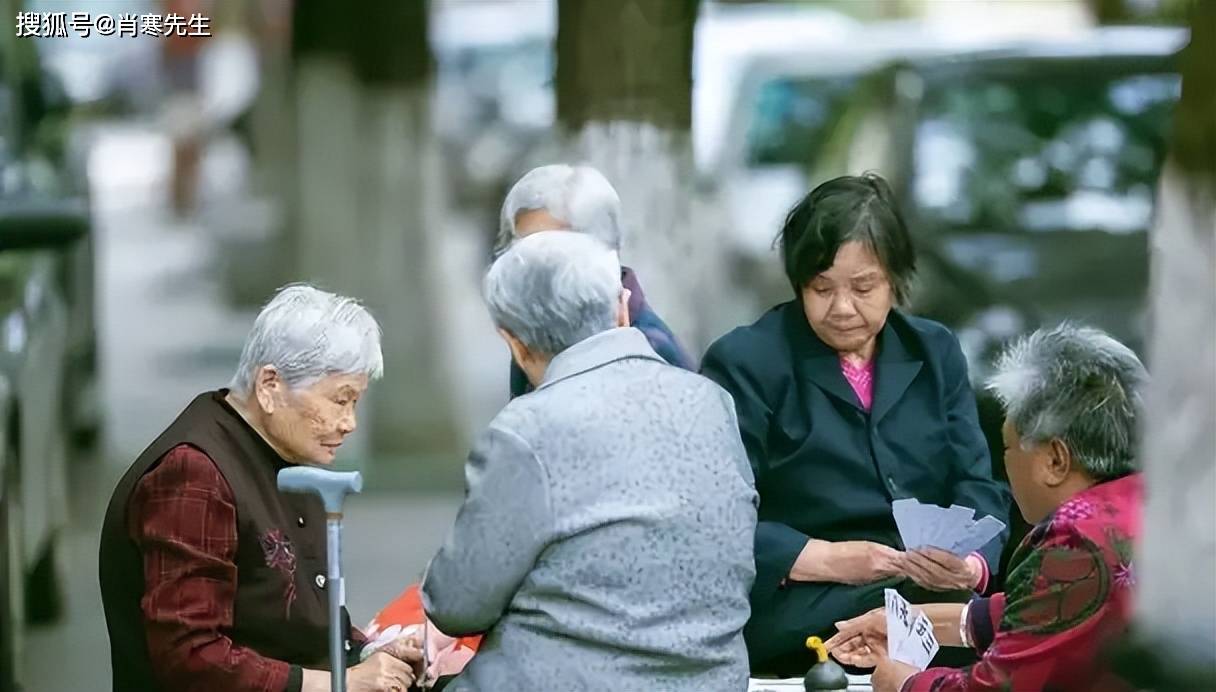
left=702, top=303, right=1010, bottom=619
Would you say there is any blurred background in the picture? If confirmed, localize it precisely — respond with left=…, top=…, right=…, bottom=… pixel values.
left=0, top=0, right=1209, bottom=689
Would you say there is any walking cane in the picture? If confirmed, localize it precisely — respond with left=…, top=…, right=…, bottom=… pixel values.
left=278, top=466, right=363, bottom=692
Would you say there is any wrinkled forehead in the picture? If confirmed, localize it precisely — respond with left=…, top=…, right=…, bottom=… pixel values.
left=293, top=372, right=370, bottom=397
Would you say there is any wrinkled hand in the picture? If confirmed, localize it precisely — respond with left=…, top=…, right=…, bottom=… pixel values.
left=902, top=548, right=979, bottom=592
left=828, top=541, right=905, bottom=585
left=347, top=650, right=415, bottom=692
left=825, top=607, right=887, bottom=667
left=422, top=621, right=477, bottom=686
left=871, top=656, right=919, bottom=692
left=378, top=632, right=425, bottom=680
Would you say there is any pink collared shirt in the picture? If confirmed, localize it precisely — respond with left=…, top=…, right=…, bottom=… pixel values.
left=840, top=356, right=875, bottom=412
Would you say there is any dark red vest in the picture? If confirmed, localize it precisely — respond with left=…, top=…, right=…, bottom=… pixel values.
left=100, top=390, right=334, bottom=690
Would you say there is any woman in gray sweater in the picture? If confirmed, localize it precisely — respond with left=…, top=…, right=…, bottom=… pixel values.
left=421, top=231, right=759, bottom=691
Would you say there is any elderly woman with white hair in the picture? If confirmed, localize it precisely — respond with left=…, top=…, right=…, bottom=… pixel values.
left=100, top=285, right=421, bottom=692
left=497, top=163, right=695, bottom=397
left=420, top=231, right=758, bottom=691
left=827, top=324, right=1149, bottom=692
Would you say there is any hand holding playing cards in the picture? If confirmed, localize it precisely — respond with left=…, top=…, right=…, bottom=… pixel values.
left=902, top=547, right=980, bottom=591
left=825, top=607, right=886, bottom=667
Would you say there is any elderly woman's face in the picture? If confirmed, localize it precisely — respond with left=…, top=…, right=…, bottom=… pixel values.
left=800, top=241, right=893, bottom=357
left=261, top=372, right=369, bottom=465
left=1001, top=418, right=1054, bottom=524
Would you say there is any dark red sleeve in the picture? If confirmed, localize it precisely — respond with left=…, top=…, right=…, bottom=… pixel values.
left=902, top=524, right=1113, bottom=692
left=128, top=444, right=296, bottom=692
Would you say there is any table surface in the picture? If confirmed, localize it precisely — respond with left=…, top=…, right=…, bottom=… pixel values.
left=748, top=674, right=873, bottom=691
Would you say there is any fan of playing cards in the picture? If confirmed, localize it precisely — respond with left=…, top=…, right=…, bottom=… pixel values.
left=891, top=498, right=1006, bottom=556
left=885, top=589, right=939, bottom=671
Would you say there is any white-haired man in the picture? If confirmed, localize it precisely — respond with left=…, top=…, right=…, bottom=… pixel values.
left=101, top=285, right=420, bottom=692
left=497, top=164, right=695, bottom=397
left=420, top=231, right=758, bottom=691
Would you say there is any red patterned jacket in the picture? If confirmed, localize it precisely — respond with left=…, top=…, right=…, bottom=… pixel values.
left=906, top=474, right=1142, bottom=692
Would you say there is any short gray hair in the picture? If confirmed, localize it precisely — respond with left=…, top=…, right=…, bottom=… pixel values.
left=986, top=324, right=1148, bottom=480
left=496, top=164, right=623, bottom=255
left=229, top=284, right=384, bottom=396
left=484, top=230, right=622, bottom=356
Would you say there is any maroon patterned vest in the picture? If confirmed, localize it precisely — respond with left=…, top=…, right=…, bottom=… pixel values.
left=100, top=390, right=333, bottom=690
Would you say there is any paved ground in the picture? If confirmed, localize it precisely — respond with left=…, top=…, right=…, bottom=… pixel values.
left=23, top=125, right=466, bottom=690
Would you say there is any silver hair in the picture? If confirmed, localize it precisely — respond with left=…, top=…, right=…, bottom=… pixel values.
left=229, top=284, right=384, bottom=397
left=483, top=230, right=622, bottom=356
left=986, top=323, right=1148, bottom=480
left=495, top=164, right=623, bottom=255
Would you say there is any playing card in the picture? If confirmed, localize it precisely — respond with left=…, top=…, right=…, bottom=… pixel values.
left=892, top=608, right=940, bottom=671
left=932, top=505, right=975, bottom=554
left=942, top=505, right=975, bottom=548
left=884, top=588, right=939, bottom=671
left=893, top=499, right=1004, bottom=557
left=918, top=503, right=945, bottom=549
left=884, top=588, right=915, bottom=659
left=920, top=504, right=950, bottom=550
left=892, top=499, right=920, bottom=549
left=948, top=504, right=976, bottom=523
left=884, top=588, right=900, bottom=654
left=952, top=515, right=1007, bottom=556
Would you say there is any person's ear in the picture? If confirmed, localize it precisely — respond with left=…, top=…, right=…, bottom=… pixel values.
left=617, top=288, right=631, bottom=328
left=498, top=328, right=532, bottom=369
left=254, top=366, right=281, bottom=414
left=1041, top=437, right=1074, bottom=487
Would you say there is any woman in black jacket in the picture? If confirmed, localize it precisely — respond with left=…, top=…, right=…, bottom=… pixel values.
left=701, top=174, right=1010, bottom=675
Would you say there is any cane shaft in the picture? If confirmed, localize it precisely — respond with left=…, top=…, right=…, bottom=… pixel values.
left=328, top=516, right=345, bottom=692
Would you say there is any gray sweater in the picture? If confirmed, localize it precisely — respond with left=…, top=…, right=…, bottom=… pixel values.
left=422, top=327, right=758, bottom=691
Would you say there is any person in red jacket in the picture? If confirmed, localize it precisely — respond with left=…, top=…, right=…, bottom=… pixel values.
left=827, top=324, right=1148, bottom=692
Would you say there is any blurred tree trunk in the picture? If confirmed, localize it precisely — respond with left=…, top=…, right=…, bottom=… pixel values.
left=1085, top=0, right=1191, bottom=25
left=556, top=0, right=721, bottom=351
left=1135, top=0, right=1216, bottom=683
left=231, top=0, right=295, bottom=307
left=292, top=1, right=461, bottom=471
left=558, top=0, right=696, bottom=129
left=1085, top=0, right=1136, bottom=24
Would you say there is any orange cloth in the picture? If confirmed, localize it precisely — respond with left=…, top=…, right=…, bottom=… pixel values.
left=365, top=584, right=481, bottom=685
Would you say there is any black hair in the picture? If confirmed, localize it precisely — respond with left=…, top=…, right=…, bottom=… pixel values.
left=777, top=172, right=917, bottom=304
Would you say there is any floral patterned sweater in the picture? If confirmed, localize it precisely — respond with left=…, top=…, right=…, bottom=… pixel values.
left=906, top=473, right=1142, bottom=692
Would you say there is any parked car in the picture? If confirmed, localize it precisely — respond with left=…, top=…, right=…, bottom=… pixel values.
left=814, top=26, right=1185, bottom=373
left=704, top=20, right=1017, bottom=321
left=12, top=57, right=99, bottom=451
left=808, top=26, right=1186, bottom=581
left=430, top=0, right=555, bottom=240
left=693, top=1, right=862, bottom=174
left=0, top=197, right=87, bottom=692
left=0, top=28, right=94, bottom=692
